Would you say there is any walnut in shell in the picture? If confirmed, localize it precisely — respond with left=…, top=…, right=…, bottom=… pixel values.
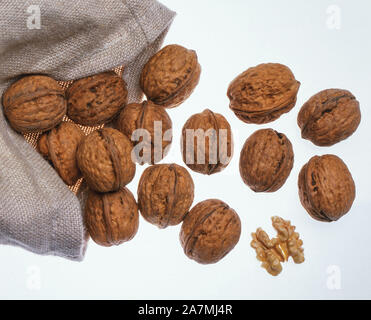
left=251, top=216, right=304, bottom=276
left=117, top=100, right=172, bottom=164
left=66, top=71, right=127, bottom=126
left=85, top=187, right=139, bottom=247
left=239, top=129, right=294, bottom=192
left=180, top=199, right=241, bottom=264
left=297, top=89, right=361, bottom=146
left=2, top=75, right=66, bottom=133
left=181, top=109, right=233, bottom=175
left=227, top=63, right=300, bottom=124
left=298, top=154, right=355, bottom=222
left=77, top=128, right=135, bottom=193
left=138, top=164, right=194, bottom=229
left=37, top=122, right=84, bottom=186
left=140, top=44, right=201, bottom=108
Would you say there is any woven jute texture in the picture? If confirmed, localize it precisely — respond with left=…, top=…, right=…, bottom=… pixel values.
left=0, top=0, right=175, bottom=261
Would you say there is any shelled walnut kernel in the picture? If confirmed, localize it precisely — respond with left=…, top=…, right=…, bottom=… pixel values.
left=251, top=216, right=304, bottom=276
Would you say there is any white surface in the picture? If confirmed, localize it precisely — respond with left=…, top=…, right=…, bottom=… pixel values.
left=1, top=0, right=371, bottom=299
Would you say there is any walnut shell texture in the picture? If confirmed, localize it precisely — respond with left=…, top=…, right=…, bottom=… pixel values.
left=180, top=199, right=241, bottom=264
left=140, top=44, right=201, bottom=108
left=181, top=109, right=233, bottom=175
left=37, top=122, right=84, bottom=186
left=227, top=63, right=300, bottom=124
left=2, top=75, right=66, bottom=133
left=117, top=100, right=172, bottom=164
left=298, top=154, right=356, bottom=222
left=138, top=164, right=194, bottom=229
left=77, top=128, right=135, bottom=193
left=37, top=134, right=50, bottom=159
left=297, top=89, right=361, bottom=146
left=66, top=71, right=128, bottom=126
left=239, top=129, right=294, bottom=192
left=85, top=188, right=139, bottom=247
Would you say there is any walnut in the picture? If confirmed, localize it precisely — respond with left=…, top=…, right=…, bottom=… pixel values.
left=298, top=154, right=355, bottom=222
left=181, top=109, right=233, bottom=175
left=180, top=199, right=241, bottom=264
left=85, top=187, right=139, bottom=247
left=2, top=75, right=66, bottom=133
left=227, top=63, right=300, bottom=124
left=77, top=128, right=136, bottom=193
left=239, top=129, right=294, bottom=192
left=66, top=71, right=127, bottom=126
left=298, top=89, right=361, bottom=146
left=37, top=122, right=84, bottom=185
left=37, top=134, right=50, bottom=159
left=251, top=216, right=304, bottom=276
left=137, top=164, right=194, bottom=229
left=140, top=44, right=201, bottom=108
left=117, top=100, right=172, bottom=164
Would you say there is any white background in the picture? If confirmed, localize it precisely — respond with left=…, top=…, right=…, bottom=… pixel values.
left=1, top=0, right=371, bottom=299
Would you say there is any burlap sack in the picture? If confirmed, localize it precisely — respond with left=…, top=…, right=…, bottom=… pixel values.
left=0, top=0, right=175, bottom=261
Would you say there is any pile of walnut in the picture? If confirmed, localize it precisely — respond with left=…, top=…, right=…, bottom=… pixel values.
left=1, top=44, right=240, bottom=265
left=1, top=44, right=362, bottom=273
left=227, top=62, right=360, bottom=274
